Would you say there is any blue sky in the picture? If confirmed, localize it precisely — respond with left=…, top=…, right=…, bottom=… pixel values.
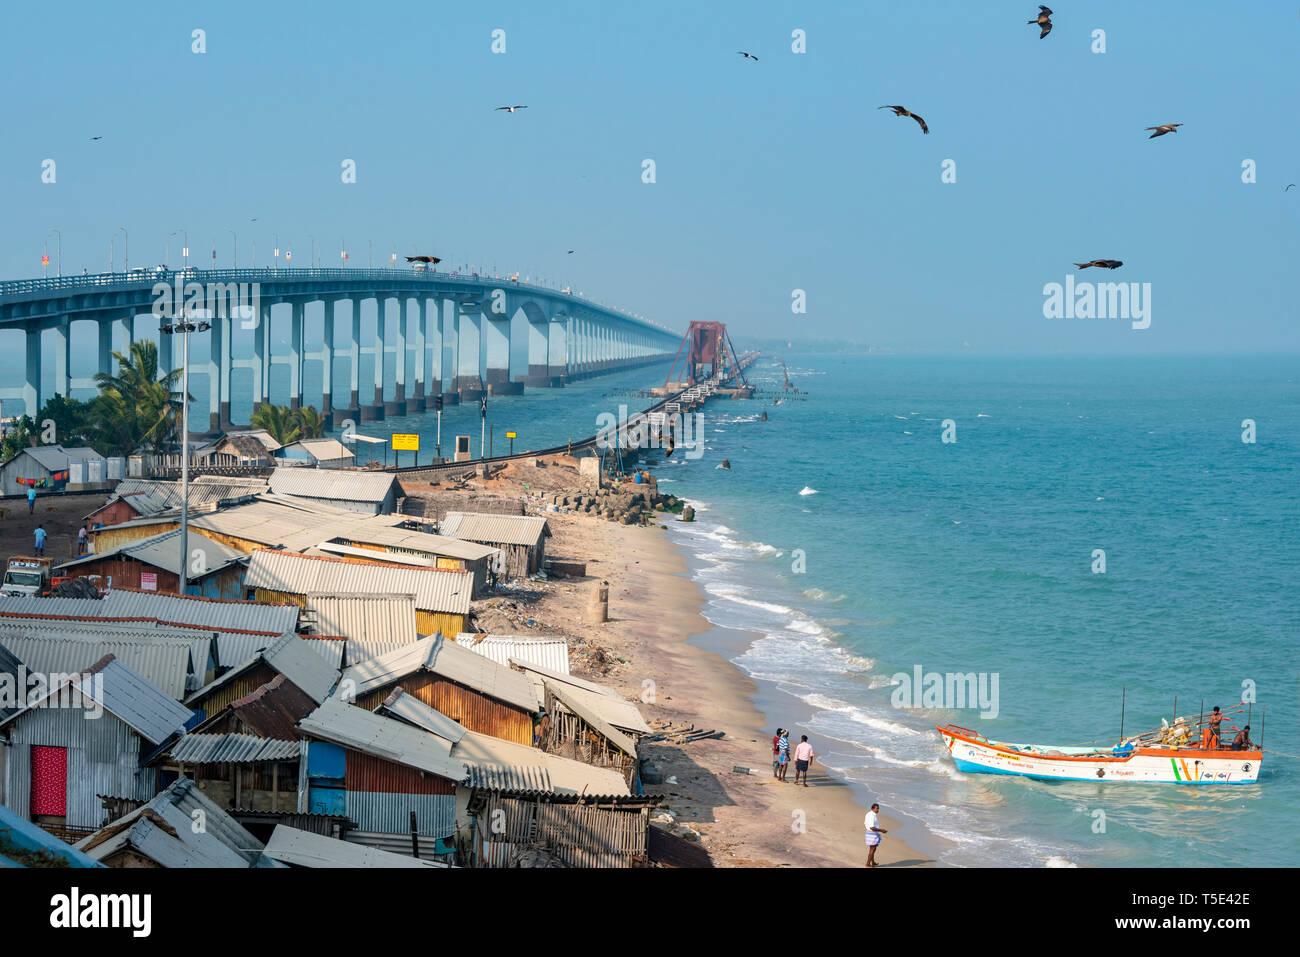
left=3, top=1, right=1298, bottom=354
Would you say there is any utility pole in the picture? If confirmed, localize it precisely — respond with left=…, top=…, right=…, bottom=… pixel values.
left=480, top=395, right=487, bottom=459
left=159, top=309, right=211, bottom=594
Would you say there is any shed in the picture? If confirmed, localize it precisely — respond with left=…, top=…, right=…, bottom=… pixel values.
left=0, top=655, right=194, bottom=836
left=266, top=467, right=398, bottom=514
left=85, top=476, right=267, bottom=527
left=55, top=528, right=247, bottom=599
left=264, top=824, right=446, bottom=868
left=1, top=445, right=107, bottom=497
left=186, top=634, right=339, bottom=720
left=437, top=512, right=550, bottom=579
left=342, top=634, right=538, bottom=745
left=273, top=439, right=356, bottom=470
left=245, top=550, right=472, bottom=637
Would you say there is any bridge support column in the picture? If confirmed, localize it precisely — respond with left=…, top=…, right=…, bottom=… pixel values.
left=154, top=318, right=173, bottom=387
left=348, top=298, right=361, bottom=419
left=207, top=310, right=225, bottom=434
left=409, top=298, right=426, bottom=413
left=320, top=298, right=335, bottom=427
left=420, top=297, right=439, bottom=403
left=363, top=294, right=386, bottom=421
left=439, top=299, right=459, bottom=406
left=455, top=304, right=484, bottom=400
left=517, top=316, right=551, bottom=387
left=289, top=300, right=304, bottom=410
left=252, top=299, right=271, bottom=415
left=484, top=309, right=518, bottom=395
left=388, top=296, right=407, bottom=416
left=547, top=318, right=567, bottom=384
left=22, top=322, right=41, bottom=418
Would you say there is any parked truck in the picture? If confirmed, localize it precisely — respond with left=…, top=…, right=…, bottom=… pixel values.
left=1, top=556, right=54, bottom=597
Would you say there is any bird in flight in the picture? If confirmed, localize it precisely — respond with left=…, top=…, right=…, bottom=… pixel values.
left=1028, top=6, right=1053, bottom=39
left=1074, top=260, right=1124, bottom=270
left=90, top=136, right=102, bottom=141
left=878, top=105, right=929, bottom=135
left=737, top=51, right=758, bottom=61
left=1146, top=123, right=1183, bottom=139
left=567, top=250, right=575, bottom=254
left=1284, top=184, right=1295, bottom=192
left=406, top=255, right=442, bottom=264
left=495, top=105, right=527, bottom=113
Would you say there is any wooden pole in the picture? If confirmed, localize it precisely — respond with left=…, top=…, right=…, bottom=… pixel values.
left=410, top=810, right=420, bottom=859
left=1119, top=685, right=1126, bottom=742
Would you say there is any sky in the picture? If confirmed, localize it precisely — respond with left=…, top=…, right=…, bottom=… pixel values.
left=3, top=0, right=1299, bottom=355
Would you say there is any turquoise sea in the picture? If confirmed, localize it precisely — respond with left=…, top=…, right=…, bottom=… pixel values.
left=653, top=354, right=1300, bottom=868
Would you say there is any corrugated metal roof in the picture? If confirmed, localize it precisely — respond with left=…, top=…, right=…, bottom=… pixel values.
left=454, top=633, right=571, bottom=675
left=543, top=678, right=639, bottom=757
left=439, top=512, right=549, bottom=547
left=264, top=824, right=446, bottom=868
left=20, top=445, right=105, bottom=472
left=188, top=635, right=339, bottom=706
left=101, top=589, right=299, bottom=635
left=96, top=477, right=268, bottom=518
left=0, top=639, right=27, bottom=723
left=267, top=467, right=396, bottom=503
left=341, top=634, right=537, bottom=713
left=225, top=673, right=319, bottom=737
left=302, top=593, right=419, bottom=642
left=169, top=733, right=301, bottom=764
left=75, top=778, right=274, bottom=868
left=512, top=661, right=652, bottom=735
left=300, top=637, right=413, bottom=669
left=0, top=596, right=115, bottom=617
left=0, top=621, right=198, bottom=700
left=320, top=525, right=500, bottom=562
left=463, top=763, right=553, bottom=793
left=376, top=687, right=468, bottom=743
left=58, top=527, right=245, bottom=578
left=297, top=696, right=464, bottom=780
left=452, top=726, right=630, bottom=797
left=246, top=550, right=472, bottom=615
left=2, top=653, right=194, bottom=744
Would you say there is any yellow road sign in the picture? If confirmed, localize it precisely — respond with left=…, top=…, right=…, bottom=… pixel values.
left=392, top=433, right=420, bottom=451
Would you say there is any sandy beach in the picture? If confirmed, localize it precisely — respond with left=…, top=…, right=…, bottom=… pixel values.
left=436, top=459, right=934, bottom=868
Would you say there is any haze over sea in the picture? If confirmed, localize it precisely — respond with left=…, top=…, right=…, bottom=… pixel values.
left=655, top=353, right=1300, bottom=868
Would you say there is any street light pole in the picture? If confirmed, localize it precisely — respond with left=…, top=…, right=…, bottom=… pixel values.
left=159, top=309, right=211, bottom=594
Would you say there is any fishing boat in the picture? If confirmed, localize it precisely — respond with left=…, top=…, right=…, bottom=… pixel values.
left=938, top=715, right=1263, bottom=785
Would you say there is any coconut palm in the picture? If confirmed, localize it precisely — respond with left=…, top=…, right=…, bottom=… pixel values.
left=250, top=403, right=301, bottom=445
left=92, top=340, right=184, bottom=454
left=294, top=405, right=326, bottom=440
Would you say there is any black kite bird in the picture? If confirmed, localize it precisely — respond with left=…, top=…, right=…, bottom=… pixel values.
left=1146, top=124, right=1182, bottom=139
left=878, top=105, right=929, bottom=135
left=1074, top=260, right=1124, bottom=270
left=1028, top=6, right=1053, bottom=38
left=737, top=51, right=758, bottom=61
left=495, top=105, right=528, bottom=113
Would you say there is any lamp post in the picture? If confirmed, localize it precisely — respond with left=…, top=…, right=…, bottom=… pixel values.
left=158, top=309, right=212, bottom=594
left=116, top=226, right=128, bottom=272
left=47, top=228, right=61, bottom=277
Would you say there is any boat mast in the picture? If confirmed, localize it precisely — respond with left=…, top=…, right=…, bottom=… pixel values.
left=1119, top=686, right=1126, bottom=742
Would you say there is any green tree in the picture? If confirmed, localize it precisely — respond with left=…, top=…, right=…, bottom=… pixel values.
left=92, top=340, right=184, bottom=455
left=293, top=405, right=325, bottom=440
left=250, top=403, right=301, bottom=445
left=36, top=394, right=98, bottom=449
left=0, top=415, right=34, bottom=464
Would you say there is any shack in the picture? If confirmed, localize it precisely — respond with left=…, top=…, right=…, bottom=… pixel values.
left=185, top=634, right=339, bottom=721
left=437, top=512, right=549, bottom=579
left=0, top=444, right=107, bottom=498
left=0, top=655, right=193, bottom=840
left=55, top=528, right=247, bottom=599
left=245, top=550, right=473, bottom=637
left=85, top=476, right=267, bottom=528
left=342, top=634, right=539, bottom=745
left=273, top=439, right=356, bottom=469
left=266, top=467, right=398, bottom=514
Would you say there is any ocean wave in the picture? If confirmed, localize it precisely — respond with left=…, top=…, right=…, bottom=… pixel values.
left=798, top=486, right=819, bottom=496
left=802, top=587, right=846, bottom=603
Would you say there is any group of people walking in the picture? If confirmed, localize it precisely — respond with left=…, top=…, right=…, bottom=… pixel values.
left=769, top=728, right=889, bottom=866
left=770, top=727, right=816, bottom=786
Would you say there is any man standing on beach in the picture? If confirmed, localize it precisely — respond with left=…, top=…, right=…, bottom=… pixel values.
left=793, top=735, right=816, bottom=787
left=777, top=730, right=791, bottom=781
left=34, top=524, right=46, bottom=557
left=865, top=803, right=887, bottom=868
left=772, top=728, right=784, bottom=778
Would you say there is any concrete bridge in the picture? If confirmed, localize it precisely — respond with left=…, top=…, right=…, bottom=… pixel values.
left=0, top=267, right=679, bottom=431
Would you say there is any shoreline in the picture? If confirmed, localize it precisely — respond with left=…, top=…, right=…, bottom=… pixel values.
left=463, top=465, right=935, bottom=867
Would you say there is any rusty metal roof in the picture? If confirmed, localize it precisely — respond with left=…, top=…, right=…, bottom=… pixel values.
left=342, top=634, right=537, bottom=713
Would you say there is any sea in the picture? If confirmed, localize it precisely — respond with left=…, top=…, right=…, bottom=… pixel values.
left=652, top=354, right=1300, bottom=868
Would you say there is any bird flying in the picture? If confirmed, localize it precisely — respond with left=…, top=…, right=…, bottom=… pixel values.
left=495, top=105, right=527, bottom=113
left=1074, top=260, right=1124, bottom=270
left=1285, top=184, right=1295, bottom=192
left=567, top=250, right=575, bottom=254
left=737, top=51, right=758, bottom=61
left=90, top=136, right=102, bottom=141
left=406, top=255, right=442, bottom=264
left=1028, top=6, right=1053, bottom=39
left=1146, top=123, right=1182, bottom=139
left=878, top=105, right=929, bottom=134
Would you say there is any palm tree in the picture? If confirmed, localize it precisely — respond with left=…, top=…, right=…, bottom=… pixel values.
left=92, top=340, right=184, bottom=454
left=250, top=403, right=301, bottom=446
left=294, top=405, right=325, bottom=440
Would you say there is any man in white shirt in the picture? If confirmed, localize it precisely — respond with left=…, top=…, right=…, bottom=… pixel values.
left=864, top=803, right=887, bottom=868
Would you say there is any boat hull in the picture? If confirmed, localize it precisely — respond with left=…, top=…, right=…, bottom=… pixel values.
left=939, top=726, right=1261, bottom=784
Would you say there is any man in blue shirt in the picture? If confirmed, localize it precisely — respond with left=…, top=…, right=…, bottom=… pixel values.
left=34, top=525, right=46, bottom=557
left=26, top=486, right=36, bottom=514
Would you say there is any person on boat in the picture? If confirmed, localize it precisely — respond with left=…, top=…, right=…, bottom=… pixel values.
left=1208, top=707, right=1224, bottom=748
left=1231, top=725, right=1253, bottom=750
left=864, top=803, right=887, bottom=868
